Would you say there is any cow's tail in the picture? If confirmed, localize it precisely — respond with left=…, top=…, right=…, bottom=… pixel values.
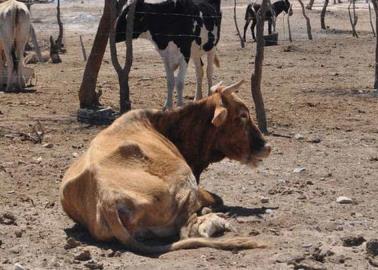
left=101, top=201, right=265, bottom=255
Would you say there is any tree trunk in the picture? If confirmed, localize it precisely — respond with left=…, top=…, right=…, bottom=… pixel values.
left=298, top=0, right=313, bottom=40
left=109, top=0, right=136, bottom=113
left=320, top=0, right=329, bottom=30
left=233, top=0, right=245, bottom=48
left=348, top=0, right=358, bottom=37
left=78, top=0, right=112, bottom=109
left=369, top=0, right=376, bottom=37
left=251, top=0, right=269, bottom=133
left=56, top=0, right=64, bottom=50
left=306, top=0, right=315, bottom=10
left=372, top=0, right=378, bottom=89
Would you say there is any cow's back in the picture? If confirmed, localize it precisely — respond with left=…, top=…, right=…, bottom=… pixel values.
left=60, top=110, right=196, bottom=239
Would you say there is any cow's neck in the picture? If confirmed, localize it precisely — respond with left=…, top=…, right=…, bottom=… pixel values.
left=149, top=100, right=225, bottom=182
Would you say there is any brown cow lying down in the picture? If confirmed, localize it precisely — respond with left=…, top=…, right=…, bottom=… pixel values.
left=60, top=80, right=271, bottom=254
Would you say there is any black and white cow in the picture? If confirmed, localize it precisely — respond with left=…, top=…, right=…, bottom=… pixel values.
left=115, top=0, right=222, bottom=109
left=243, top=0, right=292, bottom=42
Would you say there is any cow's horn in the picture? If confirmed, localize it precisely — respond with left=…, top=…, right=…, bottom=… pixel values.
left=222, top=80, right=245, bottom=95
left=210, top=81, right=224, bottom=93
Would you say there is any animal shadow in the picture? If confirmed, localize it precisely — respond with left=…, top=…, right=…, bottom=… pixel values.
left=222, top=205, right=278, bottom=219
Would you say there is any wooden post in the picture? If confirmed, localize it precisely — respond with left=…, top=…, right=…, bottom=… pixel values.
left=306, top=0, right=315, bottom=10
left=251, top=0, right=269, bottom=133
left=369, top=0, right=376, bottom=37
left=30, top=25, right=42, bottom=62
left=233, top=0, right=245, bottom=48
left=298, top=0, right=313, bottom=40
left=79, top=35, right=87, bottom=62
left=56, top=0, right=64, bottom=50
left=109, top=0, right=136, bottom=113
left=372, top=0, right=378, bottom=90
left=320, top=0, right=329, bottom=29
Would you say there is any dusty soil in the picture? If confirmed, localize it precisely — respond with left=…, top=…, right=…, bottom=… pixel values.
left=1, top=0, right=378, bottom=269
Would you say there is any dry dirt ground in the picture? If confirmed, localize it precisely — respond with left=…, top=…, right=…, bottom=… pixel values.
left=1, top=0, right=378, bottom=269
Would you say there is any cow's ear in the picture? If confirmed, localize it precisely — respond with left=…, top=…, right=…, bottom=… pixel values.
left=212, top=105, right=228, bottom=127
left=210, top=81, right=224, bottom=94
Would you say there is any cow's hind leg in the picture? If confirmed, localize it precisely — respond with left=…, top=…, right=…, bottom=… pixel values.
left=162, top=57, right=175, bottom=110
left=2, top=45, right=14, bottom=92
left=193, top=56, right=203, bottom=101
left=175, top=57, right=188, bottom=107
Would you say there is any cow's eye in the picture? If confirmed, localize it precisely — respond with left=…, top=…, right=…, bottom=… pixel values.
left=240, top=112, right=248, bottom=120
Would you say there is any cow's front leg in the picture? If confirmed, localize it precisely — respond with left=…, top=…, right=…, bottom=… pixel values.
left=243, top=19, right=251, bottom=42
left=206, top=50, right=215, bottom=97
left=163, top=58, right=175, bottom=110
left=251, top=19, right=257, bottom=41
left=198, top=187, right=224, bottom=210
left=268, top=19, right=273, bottom=35
left=175, top=57, right=188, bottom=107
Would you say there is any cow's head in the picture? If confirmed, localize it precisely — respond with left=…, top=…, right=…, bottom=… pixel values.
left=209, top=81, right=271, bottom=168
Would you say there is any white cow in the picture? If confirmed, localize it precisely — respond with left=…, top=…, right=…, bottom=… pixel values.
left=0, top=0, right=30, bottom=91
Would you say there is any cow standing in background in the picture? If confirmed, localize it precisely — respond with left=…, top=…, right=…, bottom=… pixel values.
left=115, top=0, right=222, bottom=110
left=0, top=0, right=31, bottom=91
left=243, top=0, right=292, bottom=42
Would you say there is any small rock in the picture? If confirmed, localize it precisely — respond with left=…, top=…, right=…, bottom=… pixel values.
left=84, top=260, right=103, bottom=270
left=15, top=230, right=23, bottom=238
left=294, top=133, right=304, bottom=140
left=293, top=167, right=306, bottom=173
left=248, top=229, right=260, bottom=236
left=74, top=250, right=91, bottom=261
left=64, top=238, right=81, bottom=250
left=265, top=209, right=273, bottom=214
left=336, top=196, right=353, bottom=204
left=0, top=212, right=17, bottom=225
left=260, top=197, right=269, bottom=203
left=368, top=257, right=378, bottom=267
left=14, top=263, right=25, bottom=270
left=367, top=239, right=378, bottom=256
left=72, top=152, right=79, bottom=158
left=9, top=247, right=20, bottom=254
left=309, top=138, right=322, bottom=144
left=306, top=180, right=314, bottom=185
left=107, top=250, right=121, bottom=257
left=42, top=143, right=53, bottom=149
left=342, top=235, right=366, bottom=247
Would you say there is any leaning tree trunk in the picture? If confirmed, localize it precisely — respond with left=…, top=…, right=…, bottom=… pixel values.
left=78, top=0, right=112, bottom=109
left=251, top=0, right=269, bottom=133
left=321, top=0, right=329, bottom=29
left=233, top=0, right=245, bottom=48
left=372, top=0, right=378, bottom=89
left=109, top=0, right=136, bottom=113
left=298, top=0, right=313, bottom=39
left=56, top=0, right=64, bottom=50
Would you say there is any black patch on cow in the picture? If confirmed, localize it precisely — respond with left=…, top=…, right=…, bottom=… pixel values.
left=115, top=0, right=222, bottom=63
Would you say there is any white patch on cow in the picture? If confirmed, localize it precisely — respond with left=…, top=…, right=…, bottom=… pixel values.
left=192, top=20, right=198, bottom=33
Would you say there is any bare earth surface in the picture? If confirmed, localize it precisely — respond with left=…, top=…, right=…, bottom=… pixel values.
left=1, top=0, right=378, bottom=269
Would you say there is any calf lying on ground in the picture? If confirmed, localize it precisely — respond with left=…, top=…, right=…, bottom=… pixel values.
left=0, top=0, right=31, bottom=91
left=60, top=80, right=271, bottom=254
